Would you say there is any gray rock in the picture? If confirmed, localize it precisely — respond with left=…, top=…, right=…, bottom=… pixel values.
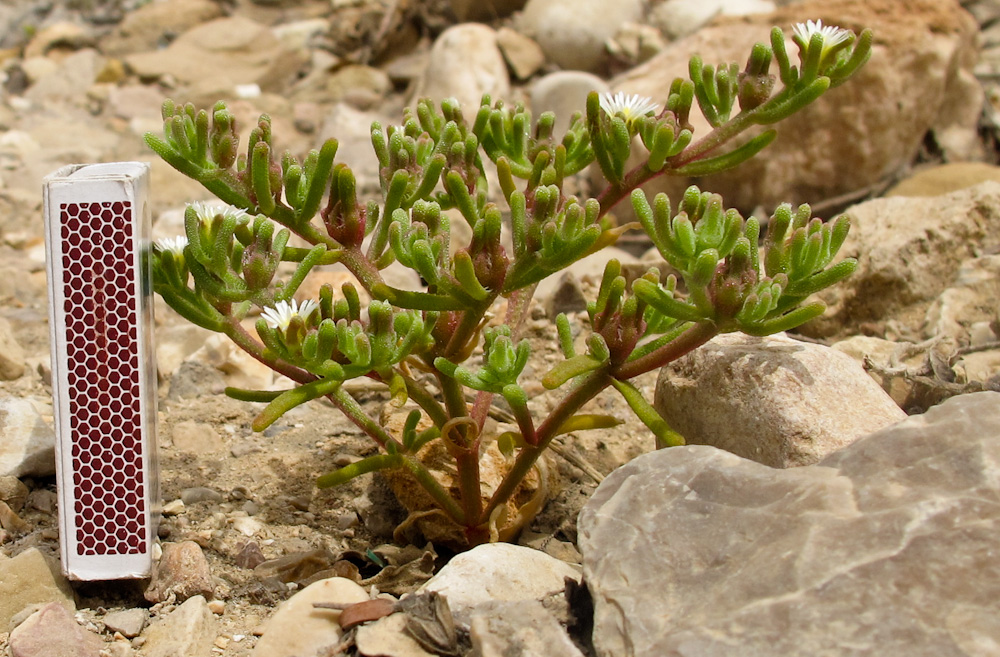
left=807, top=182, right=1000, bottom=339
left=470, top=600, right=585, bottom=657
left=0, top=548, right=75, bottom=630
left=529, top=70, right=609, bottom=137
left=9, top=602, right=102, bottom=657
left=519, top=0, right=646, bottom=72
left=580, top=391, right=1000, bottom=657
left=179, top=487, right=224, bottom=505
left=612, top=0, right=983, bottom=216
left=0, top=317, right=26, bottom=380
left=103, top=608, right=148, bottom=638
left=412, top=23, right=510, bottom=115
left=419, top=543, right=580, bottom=622
left=166, top=361, right=225, bottom=400
left=144, top=541, right=215, bottom=604
left=251, top=577, right=369, bottom=657
left=543, top=272, right=588, bottom=319
left=0, top=396, right=55, bottom=478
left=654, top=333, right=906, bottom=467
left=141, top=595, right=217, bottom=657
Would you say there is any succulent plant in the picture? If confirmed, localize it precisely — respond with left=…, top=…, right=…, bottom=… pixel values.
left=146, top=22, right=871, bottom=547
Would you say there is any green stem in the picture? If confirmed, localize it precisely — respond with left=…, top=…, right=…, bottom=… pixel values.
left=223, top=317, right=315, bottom=385
left=329, top=385, right=402, bottom=451
left=455, top=447, right=483, bottom=526
left=438, top=368, right=469, bottom=420
left=481, top=369, right=610, bottom=523
left=337, top=246, right=385, bottom=297
left=613, top=320, right=718, bottom=380
left=399, top=455, right=466, bottom=523
left=402, top=370, right=449, bottom=427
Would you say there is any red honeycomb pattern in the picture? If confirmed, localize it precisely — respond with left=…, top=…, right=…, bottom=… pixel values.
left=60, top=202, right=146, bottom=556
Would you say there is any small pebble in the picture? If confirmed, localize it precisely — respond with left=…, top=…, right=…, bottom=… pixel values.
left=235, top=540, right=266, bottom=569
left=335, top=511, right=359, bottom=530
left=162, top=499, right=186, bottom=516
left=208, top=600, right=226, bottom=615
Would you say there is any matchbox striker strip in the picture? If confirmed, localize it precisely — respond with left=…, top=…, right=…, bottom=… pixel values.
left=43, top=163, right=159, bottom=580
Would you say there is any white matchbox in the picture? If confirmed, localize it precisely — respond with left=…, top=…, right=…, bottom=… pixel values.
left=43, top=162, right=160, bottom=581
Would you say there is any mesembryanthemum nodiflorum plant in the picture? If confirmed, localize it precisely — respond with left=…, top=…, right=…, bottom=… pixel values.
left=146, top=21, right=871, bottom=547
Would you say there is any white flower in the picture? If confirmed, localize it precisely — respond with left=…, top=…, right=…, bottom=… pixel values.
left=155, top=236, right=188, bottom=254
left=792, top=20, right=851, bottom=58
left=261, top=299, right=319, bottom=330
left=598, top=92, right=659, bottom=123
left=188, top=201, right=251, bottom=225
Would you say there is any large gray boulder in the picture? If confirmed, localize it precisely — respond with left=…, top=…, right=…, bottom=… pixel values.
left=579, top=391, right=1000, bottom=657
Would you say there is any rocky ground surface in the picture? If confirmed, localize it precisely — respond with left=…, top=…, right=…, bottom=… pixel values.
left=1, top=0, right=1000, bottom=656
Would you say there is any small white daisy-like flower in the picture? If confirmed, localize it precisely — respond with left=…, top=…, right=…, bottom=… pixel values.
left=261, top=299, right=319, bottom=331
left=792, top=19, right=851, bottom=59
left=598, top=91, right=660, bottom=123
left=155, top=236, right=188, bottom=254
left=188, top=201, right=251, bottom=225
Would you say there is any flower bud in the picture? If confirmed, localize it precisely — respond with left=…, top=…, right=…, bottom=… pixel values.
left=738, top=43, right=775, bottom=111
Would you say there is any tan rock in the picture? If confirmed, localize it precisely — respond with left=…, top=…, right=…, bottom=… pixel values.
left=886, top=162, right=1000, bottom=198
left=419, top=543, right=581, bottom=621
left=9, top=602, right=102, bottom=657
left=355, top=613, right=437, bottom=657
left=24, top=49, right=105, bottom=104
left=169, top=420, right=226, bottom=454
left=0, top=396, right=55, bottom=478
left=24, top=21, right=93, bottom=59
left=142, top=595, right=217, bottom=657
left=450, top=0, right=528, bottom=21
left=806, top=183, right=1000, bottom=339
left=144, top=541, right=215, bottom=604
left=0, top=316, right=26, bottom=381
left=924, top=254, right=1000, bottom=341
left=0, top=548, right=75, bottom=629
left=251, top=577, right=369, bottom=657
left=497, top=27, right=546, bottom=80
left=830, top=335, right=922, bottom=407
left=519, top=0, right=646, bottom=72
left=412, top=24, right=510, bottom=116
left=102, top=0, right=224, bottom=56
left=655, top=332, right=906, bottom=467
left=124, top=16, right=307, bottom=104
